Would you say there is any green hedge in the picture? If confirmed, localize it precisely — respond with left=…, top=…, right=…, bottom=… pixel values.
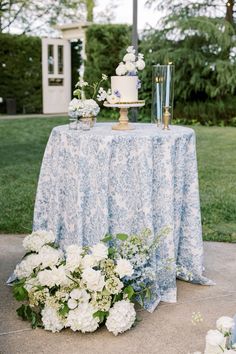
left=84, top=24, right=131, bottom=95
left=0, top=33, right=42, bottom=114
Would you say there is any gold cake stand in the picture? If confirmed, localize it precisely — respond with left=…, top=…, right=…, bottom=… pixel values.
left=104, top=101, right=145, bottom=131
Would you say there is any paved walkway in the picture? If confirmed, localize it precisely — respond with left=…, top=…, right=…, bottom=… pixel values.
left=1, top=235, right=236, bottom=354
left=0, top=114, right=66, bottom=120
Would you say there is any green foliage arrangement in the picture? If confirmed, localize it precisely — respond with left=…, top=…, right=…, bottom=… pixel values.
left=0, top=33, right=42, bottom=114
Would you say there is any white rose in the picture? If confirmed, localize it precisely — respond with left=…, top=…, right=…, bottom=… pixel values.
left=216, top=316, right=234, bottom=334
left=106, top=94, right=120, bottom=104
left=123, top=53, right=136, bottom=62
left=91, top=243, right=108, bottom=261
left=115, top=259, right=134, bottom=278
left=125, top=61, right=136, bottom=73
left=82, top=268, right=105, bottom=292
left=38, top=245, right=62, bottom=269
left=115, top=63, right=127, bottom=76
left=136, top=59, right=145, bottom=70
left=126, top=46, right=135, bottom=54
left=81, top=254, right=97, bottom=269
left=68, top=298, right=78, bottom=310
left=204, top=329, right=226, bottom=354
left=38, top=266, right=70, bottom=287
left=106, top=300, right=136, bottom=335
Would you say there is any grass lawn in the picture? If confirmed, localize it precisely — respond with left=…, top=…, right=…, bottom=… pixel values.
left=0, top=117, right=235, bottom=242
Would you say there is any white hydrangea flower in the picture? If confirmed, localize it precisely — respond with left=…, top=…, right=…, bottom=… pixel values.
left=82, top=99, right=100, bottom=117
left=66, top=303, right=99, bottom=332
left=38, top=245, right=63, bottom=269
left=106, top=94, right=120, bottom=104
left=14, top=254, right=41, bottom=279
left=81, top=254, right=98, bottom=269
left=70, top=288, right=90, bottom=303
left=125, top=61, right=136, bottom=73
left=115, top=63, right=127, bottom=76
left=38, top=266, right=70, bottom=288
left=90, top=243, right=108, bottom=262
left=68, top=98, right=79, bottom=112
left=106, top=300, right=136, bottom=335
left=115, top=259, right=134, bottom=278
left=41, top=306, right=64, bottom=332
left=68, top=298, right=78, bottom=310
left=136, top=59, right=145, bottom=70
left=205, top=329, right=226, bottom=350
left=123, top=53, right=136, bottom=62
left=216, top=316, right=234, bottom=334
left=82, top=268, right=105, bottom=292
left=23, top=230, right=55, bottom=253
left=65, top=244, right=83, bottom=272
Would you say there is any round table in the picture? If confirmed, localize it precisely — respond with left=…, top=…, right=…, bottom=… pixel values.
left=33, top=123, right=213, bottom=311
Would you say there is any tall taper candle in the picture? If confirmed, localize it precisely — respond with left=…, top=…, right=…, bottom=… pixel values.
left=165, top=64, right=171, bottom=107
left=156, top=81, right=161, bottom=120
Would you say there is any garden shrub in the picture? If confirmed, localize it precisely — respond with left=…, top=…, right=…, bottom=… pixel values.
left=0, top=33, right=42, bottom=114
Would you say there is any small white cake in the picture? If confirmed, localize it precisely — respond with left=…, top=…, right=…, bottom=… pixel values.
left=111, top=76, right=138, bottom=103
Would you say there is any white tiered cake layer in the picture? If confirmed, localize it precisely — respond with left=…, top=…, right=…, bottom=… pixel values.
left=111, top=76, right=138, bottom=103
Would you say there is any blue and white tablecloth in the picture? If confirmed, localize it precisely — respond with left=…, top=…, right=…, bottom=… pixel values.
left=33, top=123, right=213, bottom=311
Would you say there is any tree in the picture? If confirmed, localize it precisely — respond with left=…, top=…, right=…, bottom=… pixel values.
left=0, top=0, right=96, bottom=35
left=140, top=0, right=236, bottom=124
left=82, top=0, right=95, bottom=22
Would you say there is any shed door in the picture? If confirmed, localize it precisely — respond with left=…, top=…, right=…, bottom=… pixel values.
left=42, top=38, right=71, bottom=114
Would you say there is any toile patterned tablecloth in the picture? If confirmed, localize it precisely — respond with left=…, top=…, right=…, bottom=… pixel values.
left=33, top=122, right=213, bottom=311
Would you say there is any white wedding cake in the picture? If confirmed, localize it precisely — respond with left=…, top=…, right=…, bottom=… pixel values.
left=104, top=46, right=145, bottom=105
left=111, top=76, right=138, bottom=103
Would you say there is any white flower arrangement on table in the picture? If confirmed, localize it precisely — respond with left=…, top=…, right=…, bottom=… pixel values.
left=190, top=314, right=236, bottom=353
left=68, top=74, right=108, bottom=118
left=11, top=228, right=168, bottom=335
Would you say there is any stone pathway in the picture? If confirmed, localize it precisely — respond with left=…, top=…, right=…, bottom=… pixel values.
left=1, top=234, right=236, bottom=354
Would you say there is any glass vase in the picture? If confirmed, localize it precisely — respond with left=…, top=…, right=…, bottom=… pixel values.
left=152, top=64, right=175, bottom=127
